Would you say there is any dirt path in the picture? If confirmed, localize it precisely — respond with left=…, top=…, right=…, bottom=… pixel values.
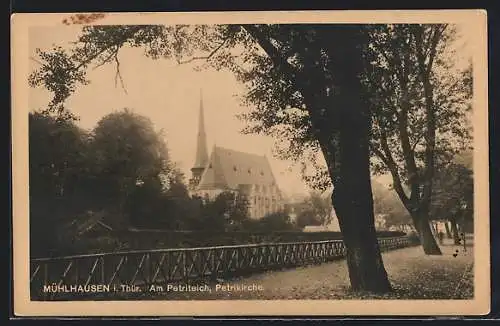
left=139, top=239, right=473, bottom=300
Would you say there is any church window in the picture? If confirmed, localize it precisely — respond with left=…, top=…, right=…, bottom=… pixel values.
left=208, top=163, right=212, bottom=168
left=248, top=168, right=251, bottom=174
left=260, top=171, right=264, bottom=176
left=233, top=165, right=237, bottom=172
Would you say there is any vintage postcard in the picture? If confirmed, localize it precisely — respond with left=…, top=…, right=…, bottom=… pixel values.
left=12, top=10, right=490, bottom=316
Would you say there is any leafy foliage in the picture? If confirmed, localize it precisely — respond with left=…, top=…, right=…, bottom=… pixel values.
left=372, top=181, right=412, bottom=227
left=367, top=24, right=472, bottom=187
left=29, top=109, right=183, bottom=256
left=199, top=191, right=250, bottom=231
left=244, top=211, right=297, bottom=231
left=430, top=156, right=473, bottom=223
left=89, top=108, right=173, bottom=211
left=29, top=112, right=93, bottom=256
left=294, top=191, right=333, bottom=228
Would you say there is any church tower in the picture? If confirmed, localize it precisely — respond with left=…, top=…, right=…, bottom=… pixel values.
left=189, top=90, right=209, bottom=189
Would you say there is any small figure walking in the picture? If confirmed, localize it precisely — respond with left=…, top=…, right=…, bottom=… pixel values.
left=438, top=230, right=444, bottom=245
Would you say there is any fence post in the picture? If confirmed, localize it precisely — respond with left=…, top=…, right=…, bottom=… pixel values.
left=101, top=257, right=105, bottom=284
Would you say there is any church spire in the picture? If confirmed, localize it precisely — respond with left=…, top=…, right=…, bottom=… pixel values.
left=192, top=89, right=209, bottom=171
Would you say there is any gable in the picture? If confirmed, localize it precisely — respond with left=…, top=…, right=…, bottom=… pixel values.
left=197, top=149, right=229, bottom=190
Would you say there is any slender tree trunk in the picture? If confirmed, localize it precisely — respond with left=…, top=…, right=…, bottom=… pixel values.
left=444, top=221, right=452, bottom=239
left=449, top=216, right=461, bottom=245
left=432, top=221, right=438, bottom=236
left=416, top=211, right=442, bottom=255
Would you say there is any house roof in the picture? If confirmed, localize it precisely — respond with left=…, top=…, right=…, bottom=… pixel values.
left=197, top=146, right=278, bottom=190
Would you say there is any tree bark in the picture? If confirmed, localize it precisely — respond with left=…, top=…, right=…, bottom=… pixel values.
left=449, top=216, right=461, bottom=245
left=243, top=24, right=392, bottom=293
left=416, top=212, right=442, bottom=255
left=444, top=221, right=452, bottom=239
left=332, top=121, right=392, bottom=293
left=330, top=78, right=392, bottom=292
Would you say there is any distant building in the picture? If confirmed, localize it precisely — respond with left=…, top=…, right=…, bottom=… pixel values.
left=188, top=92, right=285, bottom=219
left=374, top=214, right=388, bottom=230
left=388, top=223, right=416, bottom=233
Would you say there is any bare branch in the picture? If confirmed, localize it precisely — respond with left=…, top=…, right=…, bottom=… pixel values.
left=73, top=26, right=144, bottom=72
left=30, top=56, right=46, bottom=67
left=92, top=46, right=120, bottom=70
left=411, top=132, right=425, bottom=151
left=176, top=37, right=230, bottom=65
left=113, top=52, right=127, bottom=94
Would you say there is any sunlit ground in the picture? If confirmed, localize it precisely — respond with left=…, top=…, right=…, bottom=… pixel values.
left=85, top=238, right=473, bottom=300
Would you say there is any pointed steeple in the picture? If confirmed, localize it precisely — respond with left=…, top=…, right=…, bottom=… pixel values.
left=192, top=89, right=209, bottom=171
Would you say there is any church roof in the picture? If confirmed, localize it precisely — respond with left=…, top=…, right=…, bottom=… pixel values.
left=197, top=146, right=277, bottom=190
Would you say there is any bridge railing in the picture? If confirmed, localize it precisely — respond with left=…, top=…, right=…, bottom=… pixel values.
left=30, top=236, right=415, bottom=300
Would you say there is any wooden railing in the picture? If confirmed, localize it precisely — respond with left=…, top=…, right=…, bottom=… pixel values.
left=30, top=236, right=416, bottom=300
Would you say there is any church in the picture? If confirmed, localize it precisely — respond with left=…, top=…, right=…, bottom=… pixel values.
left=188, top=94, right=285, bottom=219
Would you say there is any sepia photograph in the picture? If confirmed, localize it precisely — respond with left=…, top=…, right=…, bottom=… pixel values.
left=12, top=11, right=489, bottom=316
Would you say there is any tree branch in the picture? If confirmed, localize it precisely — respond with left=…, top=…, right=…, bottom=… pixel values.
left=92, top=46, right=120, bottom=70
left=425, top=25, right=446, bottom=75
left=73, top=26, right=144, bottom=71
left=113, top=51, right=127, bottom=94
left=372, top=117, right=411, bottom=208
left=176, top=37, right=230, bottom=65
left=241, top=25, right=299, bottom=80
left=372, top=146, right=412, bottom=210
left=411, top=132, right=425, bottom=151
left=30, top=56, right=47, bottom=67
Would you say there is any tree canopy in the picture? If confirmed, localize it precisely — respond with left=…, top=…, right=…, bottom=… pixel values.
left=28, top=21, right=472, bottom=291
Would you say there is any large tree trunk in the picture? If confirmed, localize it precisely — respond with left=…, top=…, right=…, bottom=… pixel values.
left=444, top=221, right=452, bottom=239
left=449, top=216, right=461, bottom=245
left=242, top=24, right=392, bottom=293
left=331, top=104, right=392, bottom=293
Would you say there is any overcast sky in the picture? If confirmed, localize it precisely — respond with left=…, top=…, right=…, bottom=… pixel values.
left=28, top=24, right=472, bottom=198
left=28, top=25, right=319, bottom=197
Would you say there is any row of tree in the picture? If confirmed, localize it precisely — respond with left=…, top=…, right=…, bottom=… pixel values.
left=291, top=168, right=472, bottom=234
left=29, top=21, right=473, bottom=293
left=29, top=110, right=297, bottom=256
